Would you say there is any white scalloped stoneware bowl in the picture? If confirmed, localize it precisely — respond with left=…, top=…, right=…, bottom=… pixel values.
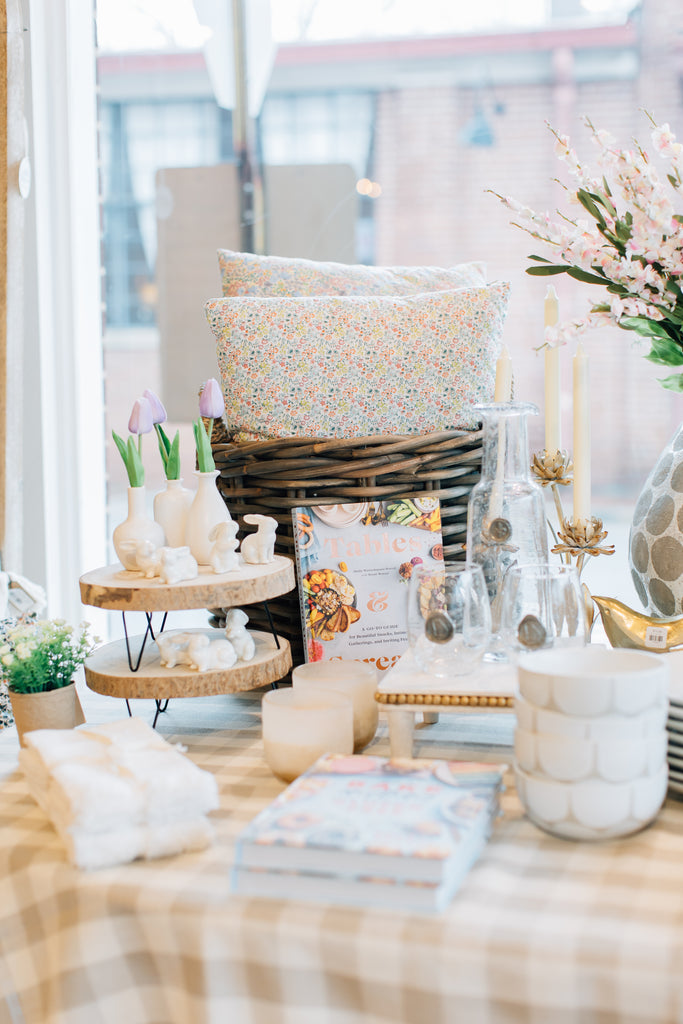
left=517, top=648, right=669, bottom=718
left=514, top=762, right=668, bottom=840
left=514, top=726, right=667, bottom=784
left=514, top=694, right=668, bottom=740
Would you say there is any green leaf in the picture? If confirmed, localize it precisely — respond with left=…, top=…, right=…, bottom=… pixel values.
left=619, top=316, right=674, bottom=341
left=565, top=267, right=610, bottom=286
left=165, top=431, right=181, bottom=480
left=646, top=338, right=683, bottom=367
left=193, top=418, right=215, bottom=474
left=528, top=254, right=553, bottom=263
left=576, top=189, right=605, bottom=225
left=658, top=372, right=683, bottom=392
left=526, top=264, right=569, bottom=276
left=125, top=437, right=144, bottom=488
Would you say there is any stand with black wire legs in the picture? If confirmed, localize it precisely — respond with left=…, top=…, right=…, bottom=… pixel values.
left=78, top=559, right=296, bottom=727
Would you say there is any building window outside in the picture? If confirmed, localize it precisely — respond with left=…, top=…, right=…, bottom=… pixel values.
left=100, top=98, right=232, bottom=327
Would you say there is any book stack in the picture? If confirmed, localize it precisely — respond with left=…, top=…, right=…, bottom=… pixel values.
left=232, top=752, right=506, bottom=913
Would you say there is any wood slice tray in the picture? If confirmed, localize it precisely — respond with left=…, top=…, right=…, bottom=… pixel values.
left=84, top=629, right=292, bottom=700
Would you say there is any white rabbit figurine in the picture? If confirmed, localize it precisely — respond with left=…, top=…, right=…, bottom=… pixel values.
left=159, top=546, right=199, bottom=585
left=208, top=521, right=240, bottom=574
left=186, top=634, right=237, bottom=672
left=224, top=608, right=255, bottom=661
left=134, top=539, right=165, bottom=579
left=156, top=632, right=196, bottom=668
left=240, top=514, right=278, bottom=565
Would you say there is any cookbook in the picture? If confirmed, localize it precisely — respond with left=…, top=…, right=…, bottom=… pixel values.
left=292, top=497, right=443, bottom=673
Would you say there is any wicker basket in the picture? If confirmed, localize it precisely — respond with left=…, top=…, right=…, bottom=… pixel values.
left=210, top=428, right=483, bottom=667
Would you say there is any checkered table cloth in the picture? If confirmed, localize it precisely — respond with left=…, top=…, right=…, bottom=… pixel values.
left=2, top=689, right=683, bottom=1024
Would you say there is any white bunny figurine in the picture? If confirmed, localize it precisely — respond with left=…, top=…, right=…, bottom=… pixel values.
left=224, top=608, right=256, bottom=662
left=208, top=520, right=240, bottom=574
left=134, top=539, right=165, bottom=579
left=159, top=546, right=199, bottom=585
left=186, top=634, right=237, bottom=672
left=240, top=514, right=278, bottom=565
left=156, top=632, right=196, bottom=668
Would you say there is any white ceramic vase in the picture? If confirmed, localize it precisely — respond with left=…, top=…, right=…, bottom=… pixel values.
left=154, top=478, right=194, bottom=548
left=113, top=486, right=165, bottom=570
left=185, top=470, right=232, bottom=566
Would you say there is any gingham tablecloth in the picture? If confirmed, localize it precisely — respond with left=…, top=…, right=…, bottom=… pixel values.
left=2, top=689, right=683, bottom=1024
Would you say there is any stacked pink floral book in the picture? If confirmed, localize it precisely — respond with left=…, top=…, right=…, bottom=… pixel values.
left=232, top=753, right=506, bottom=913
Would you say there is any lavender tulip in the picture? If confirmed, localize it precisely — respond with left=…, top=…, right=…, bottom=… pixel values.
left=128, top=397, right=154, bottom=436
left=143, top=388, right=167, bottom=425
left=198, top=378, right=225, bottom=419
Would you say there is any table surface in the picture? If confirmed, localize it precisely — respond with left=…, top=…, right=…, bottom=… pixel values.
left=2, top=680, right=683, bottom=1024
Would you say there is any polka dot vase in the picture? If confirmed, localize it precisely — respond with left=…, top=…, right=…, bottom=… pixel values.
left=630, top=424, right=683, bottom=615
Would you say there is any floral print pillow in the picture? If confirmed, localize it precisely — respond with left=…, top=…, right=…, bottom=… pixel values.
left=205, top=284, right=510, bottom=439
left=218, top=249, right=487, bottom=297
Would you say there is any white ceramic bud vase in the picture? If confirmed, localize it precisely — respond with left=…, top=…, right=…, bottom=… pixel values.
left=154, top=478, right=194, bottom=549
left=113, top=486, right=165, bottom=570
left=185, top=470, right=232, bottom=566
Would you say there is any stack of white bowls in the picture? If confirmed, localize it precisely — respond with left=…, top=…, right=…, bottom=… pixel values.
left=514, top=648, right=669, bottom=840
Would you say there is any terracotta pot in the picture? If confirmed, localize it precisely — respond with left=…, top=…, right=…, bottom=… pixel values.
left=9, top=682, right=85, bottom=746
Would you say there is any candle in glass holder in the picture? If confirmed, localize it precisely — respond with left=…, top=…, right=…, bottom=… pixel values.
left=261, top=688, right=354, bottom=783
left=293, top=660, right=378, bottom=751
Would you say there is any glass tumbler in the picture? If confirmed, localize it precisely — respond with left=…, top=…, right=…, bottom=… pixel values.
left=498, top=563, right=587, bottom=659
left=406, top=564, right=491, bottom=679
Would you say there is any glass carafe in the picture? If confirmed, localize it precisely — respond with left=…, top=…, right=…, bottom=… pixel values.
left=466, top=402, right=549, bottom=656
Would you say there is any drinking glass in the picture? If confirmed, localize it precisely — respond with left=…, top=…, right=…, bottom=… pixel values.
left=406, top=564, right=491, bottom=678
left=498, top=563, right=587, bottom=659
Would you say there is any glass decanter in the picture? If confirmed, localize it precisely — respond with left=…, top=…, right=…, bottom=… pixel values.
left=466, top=402, right=549, bottom=657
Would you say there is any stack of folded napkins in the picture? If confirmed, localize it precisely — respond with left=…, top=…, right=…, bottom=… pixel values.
left=19, top=717, right=219, bottom=870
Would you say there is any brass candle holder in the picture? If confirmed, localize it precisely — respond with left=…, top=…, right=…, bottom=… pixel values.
left=531, top=449, right=615, bottom=575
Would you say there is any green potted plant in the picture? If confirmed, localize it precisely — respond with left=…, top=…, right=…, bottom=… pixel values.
left=1, top=619, right=97, bottom=744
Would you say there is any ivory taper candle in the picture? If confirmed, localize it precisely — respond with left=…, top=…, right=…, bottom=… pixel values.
left=494, top=346, right=513, bottom=402
left=544, top=286, right=561, bottom=454
left=572, top=341, right=591, bottom=522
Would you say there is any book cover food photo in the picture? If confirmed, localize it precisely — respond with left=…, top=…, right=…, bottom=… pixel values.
left=293, top=499, right=444, bottom=672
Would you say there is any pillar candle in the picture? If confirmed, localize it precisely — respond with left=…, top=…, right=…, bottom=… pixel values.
left=494, top=345, right=513, bottom=402
left=572, top=341, right=591, bottom=522
left=293, top=660, right=378, bottom=752
left=261, top=688, right=354, bottom=783
left=544, top=286, right=561, bottom=454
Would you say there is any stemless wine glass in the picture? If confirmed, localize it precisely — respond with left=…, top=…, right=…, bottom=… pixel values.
left=498, top=563, right=587, bottom=659
left=406, top=564, right=491, bottom=679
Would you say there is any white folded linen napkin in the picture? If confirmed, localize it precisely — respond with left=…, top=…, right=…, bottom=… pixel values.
left=62, top=815, right=215, bottom=871
left=19, top=716, right=219, bottom=837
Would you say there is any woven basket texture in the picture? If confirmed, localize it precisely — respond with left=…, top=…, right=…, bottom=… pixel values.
left=210, top=427, right=483, bottom=667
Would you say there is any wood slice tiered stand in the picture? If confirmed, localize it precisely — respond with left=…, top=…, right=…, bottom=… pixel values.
left=79, top=557, right=296, bottom=719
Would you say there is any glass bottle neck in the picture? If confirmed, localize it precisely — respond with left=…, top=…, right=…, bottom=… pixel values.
left=481, top=413, right=532, bottom=482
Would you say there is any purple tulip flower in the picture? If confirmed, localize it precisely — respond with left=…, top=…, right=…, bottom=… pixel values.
left=128, top=397, right=154, bottom=436
left=198, top=378, right=225, bottom=419
left=143, top=388, right=167, bottom=425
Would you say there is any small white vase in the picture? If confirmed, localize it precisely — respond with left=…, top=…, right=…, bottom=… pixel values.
left=113, top=486, right=165, bottom=570
left=185, top=470, right=232, bottom=566
left=154, top=478, right=194, bottom=548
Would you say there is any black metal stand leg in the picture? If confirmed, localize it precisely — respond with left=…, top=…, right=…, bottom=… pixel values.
left=262, top=600, right=281, bottom=649
left=122, top=610, right=169, bottom=672
left=152, top=699, right=169, bottom=728
left=125, top=699, right=132, bottom=717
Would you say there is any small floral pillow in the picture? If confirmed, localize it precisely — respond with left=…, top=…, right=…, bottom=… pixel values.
left=205, top=284, right=510, bottom=438
left=218, top=249, right=487, bottom=297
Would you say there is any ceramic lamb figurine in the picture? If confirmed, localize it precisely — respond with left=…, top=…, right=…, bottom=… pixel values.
left=224, top=608, right=255, bottom=661
left=156, top=632, right=196, bottom=669
left=186, top=634, right=237, bottom=672
left=241, top=514, right=278, bottom=565
left=159, top=546, right=199, bottom=585
left=208, top=521, right=240, bottom=574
